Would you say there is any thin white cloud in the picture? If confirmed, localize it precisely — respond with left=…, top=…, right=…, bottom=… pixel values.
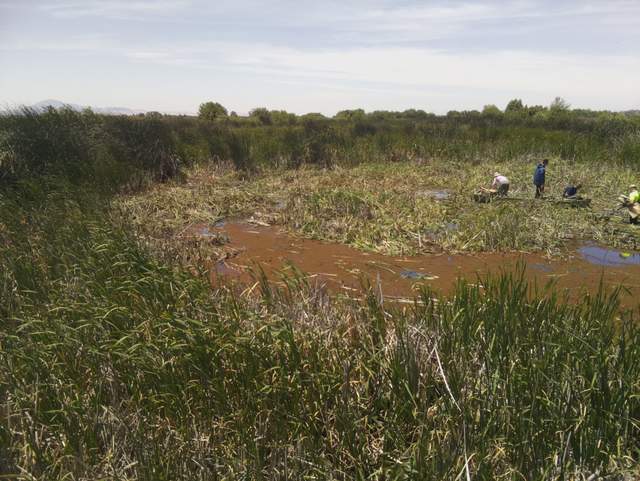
left=1, top=0, right=639, bottom=112
left=8, top=1, right=640, bottom=46
left=0, top=34, right=114, bottom=52
left=3, top=33, right=639, bottom=104
left=40, top=0, right=192, bottom=18
left=26, top=0, right=640, bottom=33
left=126, top=51, right=170, bottom=60
left=108, top=40, right=640, bottom=109
left=331, top=0, right=640, bottom=45
left=222, top=44, right=640, bottom=99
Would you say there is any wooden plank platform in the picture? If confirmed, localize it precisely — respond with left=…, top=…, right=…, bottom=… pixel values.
left=473, top=193, right=591, bottom=207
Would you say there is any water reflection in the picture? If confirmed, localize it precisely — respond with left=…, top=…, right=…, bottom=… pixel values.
left=578, top=245, right=640, bottom=267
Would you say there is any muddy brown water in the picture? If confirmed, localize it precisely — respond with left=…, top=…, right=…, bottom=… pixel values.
left=198, top=222, right=640, bottom=308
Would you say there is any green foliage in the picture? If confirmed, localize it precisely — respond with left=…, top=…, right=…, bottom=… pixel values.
left=149, top=108, right=640, bottom=174
left=402, top=108, right=432, bottom=120
left=2, top=104, right=640, bottom=479
left=352, top=119, right=378, bottom=136
left=482, top=104, right=502, bottom=116
left=550, top=96, right=571, bottom=112
left=103, top=115, right=179, bottom=185
left=227, top=130, right=254, bottom=173
left=270, top=109, right=297, bottom=125
left=0, top=107, right=101, bottom=181
left=0, top=108, right=179, bottom=189
left=614, top=130, right=640, bottom=167
left=1, top=104, right=635, bottom=221
left=334, top=108, right=366, bottom=121
left=1, top=183, right=638, bottom=479
left=198, top=101, right=228, bottom=121
left=250, top=107, right=273, bottom=125
left=299, top=112, right=327, bottom=122
left=505, top=98, right=524, bottom=112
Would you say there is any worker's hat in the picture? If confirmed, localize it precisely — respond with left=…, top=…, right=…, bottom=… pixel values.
left=494, top=172, right=501, bottom=177
left=631, top=184, right=638, bottom=189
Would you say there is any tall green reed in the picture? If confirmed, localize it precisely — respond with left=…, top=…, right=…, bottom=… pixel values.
left=2, top=189, right=637, bottom=479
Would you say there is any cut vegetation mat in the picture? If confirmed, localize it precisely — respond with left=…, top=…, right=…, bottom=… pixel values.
left=119, top=160, right=640, bottom=261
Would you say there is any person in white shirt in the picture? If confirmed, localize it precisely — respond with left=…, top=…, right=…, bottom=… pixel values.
left=491, top=172, right=510, bottom=196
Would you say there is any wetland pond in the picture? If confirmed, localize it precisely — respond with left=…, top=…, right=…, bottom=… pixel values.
left=195, top=222, right=640, bottom=308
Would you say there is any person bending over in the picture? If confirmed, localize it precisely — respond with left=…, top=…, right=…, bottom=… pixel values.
left=492, top=172, right=510, bottom=196
left=563, top=183, right=582, bottom=198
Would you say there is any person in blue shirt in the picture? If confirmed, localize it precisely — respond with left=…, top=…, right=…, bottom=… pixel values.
left=533, top=159, right=548, bottom=198
left=563, top=183, right=582, bottom=198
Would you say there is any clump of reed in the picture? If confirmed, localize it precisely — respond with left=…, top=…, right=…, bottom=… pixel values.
left=0, top=107, right=180, bottom=191
left=166, top=109, right=640, bottom=173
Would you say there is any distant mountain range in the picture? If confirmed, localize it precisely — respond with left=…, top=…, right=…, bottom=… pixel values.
left=30, top=99, right=145, bottom=116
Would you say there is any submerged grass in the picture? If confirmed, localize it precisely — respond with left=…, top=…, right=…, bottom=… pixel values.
left=2, top=181, right=639, bottom=480
left=120, top=158, right=640, bottom=259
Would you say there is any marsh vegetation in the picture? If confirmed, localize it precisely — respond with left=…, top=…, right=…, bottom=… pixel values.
left=1, top=105, right=639, bottom=479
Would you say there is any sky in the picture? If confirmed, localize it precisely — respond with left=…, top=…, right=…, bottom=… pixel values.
left=1, top=0, right=639, bottom=115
